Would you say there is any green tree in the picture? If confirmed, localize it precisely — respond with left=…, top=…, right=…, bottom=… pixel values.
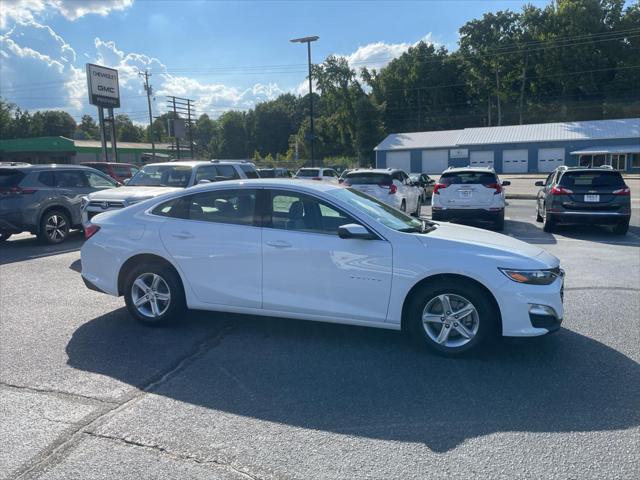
left=217, top=110, right=248, bottom=158
left=31, top=110, right=76, bottom=137
left=115, top=114, right=143, bottom=142
left=76, top=114, right=99, bottom=140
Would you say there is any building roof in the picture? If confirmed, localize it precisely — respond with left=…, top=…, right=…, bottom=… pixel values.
left=570, top=144, right=640, bottom=155
left=375, top=118, right=640, bottom=151
left=74, top=140, right=172, bottom=150
left=374, top=129, right=461, bottom=151
left=0, top=136, right=174, bottom=153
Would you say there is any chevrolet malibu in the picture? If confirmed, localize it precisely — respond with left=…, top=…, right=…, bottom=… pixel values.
left=81, top=180, right=564, bottom=356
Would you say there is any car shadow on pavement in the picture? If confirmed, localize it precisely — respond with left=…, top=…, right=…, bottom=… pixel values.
left=551, top=223, right=640, bottom=246
left=66, top=309, right=640, bottom=453
left=0, top=231, right=84, bottom=265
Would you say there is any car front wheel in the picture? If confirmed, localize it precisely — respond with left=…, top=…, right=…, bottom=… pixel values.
left=38, top=210, right=70, bottom=244
left=124, top=263, right=185, bottom=326
left=407, top=279, right=498, bottom=356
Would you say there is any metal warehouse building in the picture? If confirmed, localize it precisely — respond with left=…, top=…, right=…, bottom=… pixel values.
left=375, top=118, right=640, bottom=175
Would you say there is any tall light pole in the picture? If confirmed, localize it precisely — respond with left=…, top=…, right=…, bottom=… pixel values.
left=290, top=35, right=319, bottom=167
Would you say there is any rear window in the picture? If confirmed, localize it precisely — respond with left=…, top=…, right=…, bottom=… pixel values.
left=559, top=171, right=625, bottom=188
left=258, top=169, right=275, bottom=178
left=113, top=165, right=136, bottom=178
left=240, top=164, right=259, bottom=179
left=440, top=171, right=497, bottom=185
left=344, top=172, right=392, bottom=185
left=297, top=169, right=320, bottom=177
left=0, top=169, right=25, bottom=188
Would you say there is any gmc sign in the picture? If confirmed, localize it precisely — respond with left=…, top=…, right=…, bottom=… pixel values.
left=86, top=63, right=120, bottom=108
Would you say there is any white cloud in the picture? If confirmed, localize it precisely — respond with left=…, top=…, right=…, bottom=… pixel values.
left=1, top=0, right=133, bottom=29
left=342, top=33, right=437, bottom=72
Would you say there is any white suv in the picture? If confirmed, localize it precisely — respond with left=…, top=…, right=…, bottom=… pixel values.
left=431, top=167, right=510, bottom=230
left=82, top=160, right=258, bottom=223
left=343, top=168, right=421, bottom=216
left=295, top=167, right=340, bottom=183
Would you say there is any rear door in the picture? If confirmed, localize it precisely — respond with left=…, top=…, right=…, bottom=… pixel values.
left=559, top=171, right=627, bottom=211
left=438, top=171, right=498, bottom=208
left=158, top=188, right=262, bottom=308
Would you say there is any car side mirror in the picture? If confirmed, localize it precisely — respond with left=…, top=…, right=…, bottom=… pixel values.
left=197, top=179, right=211, bottom=185
left=123, top=178, right=129, bottom=185
left=535, top=181, right=544, bottom=187
left=338, top=178, right=344, bottom=184
left=338, top=223, right=375, bottom=240
left=501, top=180, right=511, bottom=186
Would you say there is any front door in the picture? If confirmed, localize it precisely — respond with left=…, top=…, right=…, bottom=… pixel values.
left=159, top=188, right=262, bottom=308
left=261, top=189, right=393, bottom=322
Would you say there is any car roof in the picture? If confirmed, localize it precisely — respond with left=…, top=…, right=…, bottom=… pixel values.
left=557, top=166, right=620, bottom=173
left=443, top=167, right=496, bottom=174
left=185, top=178, right=342, bottom=193
left=143, top=160, right=211, bottom=167
left=0, top=164, right=98, bottom=171
left=81, top=162, right=137, bottom=167
left=346, top=168, right=395, bottom=174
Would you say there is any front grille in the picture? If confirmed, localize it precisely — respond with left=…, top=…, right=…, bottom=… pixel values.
left=88, top=201, right=126, bottom=210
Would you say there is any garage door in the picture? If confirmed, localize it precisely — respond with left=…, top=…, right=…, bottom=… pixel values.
left=421, top=149, right=449, bottom=175
left=385, top=151, right=411, bottom=173
left=469, top=151, right=494, bottom=169
left=538, top=148, right=565, bottom=172
left=502, top=149, right=528, bottom=173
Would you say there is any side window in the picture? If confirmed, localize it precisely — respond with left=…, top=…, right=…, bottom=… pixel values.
left=545, top=172, right=555, bottom=186
left=38, top=171, right=55, bottom=187
left=85, top=171, right=116, bottom=188
left=187, top=189, right=256, bottom=226
left=269, top=190, right=356, bottom=235
left=113, top=165, right=134, bottom=178
left=240, top=164, right=259, bottom=179
left=216, top=165, right=240, bottom=179
left=55, top=170, right=88, bottom=188
left=195, top=165, right=219, bottom=183
left=91, top=164, right=109, bottom=174
left=152, top=197, right=189, bottom=219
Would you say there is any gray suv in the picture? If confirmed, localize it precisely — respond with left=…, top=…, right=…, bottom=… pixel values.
left=0, top=164, right=118, bottom=243
left=535, top=166, right=631, bottom=234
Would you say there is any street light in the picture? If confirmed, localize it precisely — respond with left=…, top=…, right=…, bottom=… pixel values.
left=290, top=35, right=319, bottom=167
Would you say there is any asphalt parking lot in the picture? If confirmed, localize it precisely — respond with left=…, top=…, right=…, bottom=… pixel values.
left=1, top=199, right=638, bottom=480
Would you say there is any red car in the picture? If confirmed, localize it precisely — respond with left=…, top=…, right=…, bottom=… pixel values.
left=81, top=162, right=139, bottom=183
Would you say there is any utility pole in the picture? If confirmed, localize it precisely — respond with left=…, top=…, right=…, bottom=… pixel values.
left=290, top=35, right=319, bottom=167
left=166, top=96, right=195, bottom=159
left=139, top=70, right=156, bottom=160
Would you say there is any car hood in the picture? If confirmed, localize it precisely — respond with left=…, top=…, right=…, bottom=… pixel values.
left=88, top=186, right=182, bottom=202
left=419, top=221, right=559, bottom=268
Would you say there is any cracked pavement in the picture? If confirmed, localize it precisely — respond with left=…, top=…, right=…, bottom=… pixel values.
left=1, top=200, right=639, bottom=479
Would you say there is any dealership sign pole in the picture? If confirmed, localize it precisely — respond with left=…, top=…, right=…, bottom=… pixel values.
left=86, top=64, right=120, bottom=162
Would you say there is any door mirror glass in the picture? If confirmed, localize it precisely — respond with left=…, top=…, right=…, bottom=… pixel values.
left=338, top=223, right=375, bottom=240
left=535, top=181, right=544, bottom=187
left=501, top=180, right=511, bottom=186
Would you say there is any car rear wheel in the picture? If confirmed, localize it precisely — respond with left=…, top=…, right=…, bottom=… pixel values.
left=612, top=221, right=629, bottom=235
left=406, top=280, right=498, bottom=356
left=124, top=263, right=185, bottom=326
left=542, top=212, right=555, bottom=233
left=400, top=200, right=406, bottom=213
left=494, top=212, right=505, bottom=231
left=0, top=232, right=12, bottom=242
left=535, top=205, right=543, bottom=222
left=412, top=198, right=421, bottom=217
left=38, top=210, right=70, bottom=244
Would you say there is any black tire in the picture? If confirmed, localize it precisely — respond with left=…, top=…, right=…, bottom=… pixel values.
left=612, top=221, right=629, bottom=235
left=406, top=279, right=499, bottom=356
left=123, top=262, right=186, bottom=326
left=494, top=212, right=505, bottom=231
left=535, top=205, right=543, bottom=223
left=412, top=199, right=421, bottom=217
left=0, top=232, right=12, bottom=242
left=400, top=200, right=406, bottom=213
left=38, top=210, right=70, bottom=244
left=431, top=211, right=443, bottom=222
left=542, top=212, right=555, bottom=233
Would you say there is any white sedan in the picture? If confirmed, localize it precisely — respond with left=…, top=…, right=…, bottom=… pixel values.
left=81, top=179, right=564, bottom=356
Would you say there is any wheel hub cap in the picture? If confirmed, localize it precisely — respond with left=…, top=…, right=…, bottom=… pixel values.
left=421, top=293, right=480, bottom=348
left=131, top=273, right=171, bottom=318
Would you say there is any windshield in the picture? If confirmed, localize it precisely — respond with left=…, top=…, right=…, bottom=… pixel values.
left=329, top=188, right=426, bottom=232
left=296, top=169, right=320, bottom=177
left=127, top=165, right=193, bottom=187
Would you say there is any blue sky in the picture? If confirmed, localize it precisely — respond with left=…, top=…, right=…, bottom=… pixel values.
left=1, top=0, right=550, bottom=124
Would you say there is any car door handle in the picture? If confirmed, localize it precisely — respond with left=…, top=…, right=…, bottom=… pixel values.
left=171, top=231, right=194, bottom=239
left=266, top=240, right=292, bottom=249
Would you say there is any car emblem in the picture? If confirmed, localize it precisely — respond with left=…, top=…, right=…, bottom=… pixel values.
left=101, top=202, right=109, bottom=209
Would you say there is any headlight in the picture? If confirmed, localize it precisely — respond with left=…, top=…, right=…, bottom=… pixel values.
left=81, top=196, right=89, bottom=209
left=499, top=268, right=560, bottom=285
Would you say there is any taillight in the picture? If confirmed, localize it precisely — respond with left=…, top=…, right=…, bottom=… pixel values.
left=433, top=183, right=447, bottom=195
left=0, top=186, right=37, bottom=196
left=84, top=224, right=101, bottom=240
left=613, top=186, right=630, bottom=195
left=483, top=182, right=502, bottom=194
left=379, top=183, right=397, bottom=194
left=551, top=185, right=573, bottom=195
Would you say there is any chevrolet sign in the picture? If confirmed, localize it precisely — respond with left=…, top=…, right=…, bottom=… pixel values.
left=86, top=63, right=120, bottom=108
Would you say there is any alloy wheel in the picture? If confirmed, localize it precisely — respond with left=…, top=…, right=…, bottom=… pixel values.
left=131, top=273, right=171, bottom=318
left=421, top=293, right=480, bottom=348
left=45, top=214, right=68, bottom=242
